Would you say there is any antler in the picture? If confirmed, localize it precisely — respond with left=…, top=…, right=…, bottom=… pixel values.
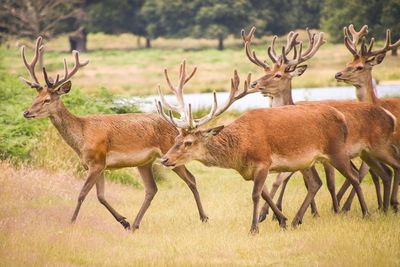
left=360, top=29, right=400, bottom=58
left=241, top=27, right=269, bottom=69
left=343, top=24, right=369, bottom=56
left=20, top=36, right=44, bottom=89
left=156, top=62, right=253, bottom=129
left=43, top=50, right=89, bottom=90
left=281, top=29, right=326, bottom=68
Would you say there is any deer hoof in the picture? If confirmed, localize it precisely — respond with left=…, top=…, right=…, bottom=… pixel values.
left=279, top=217, right=287, bottom=229
left=291, top=217, right=302, bottom=229
left=119, top=218, right=131, bottom=230
left=249, top=225, right=259, bottom=235
left=312, top=212, right=320, bottom=218
left=201, top=216, right=209, bottom=223
left=258, top=213, right=267, bottom=223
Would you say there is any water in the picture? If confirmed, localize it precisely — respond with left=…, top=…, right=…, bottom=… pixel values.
left=117, top=84, right=400, bottom=112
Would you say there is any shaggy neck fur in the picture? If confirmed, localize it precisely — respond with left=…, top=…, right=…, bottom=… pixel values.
left=355, top=71, right=379, bottom=104
left=268, top=83, right=294, bottom=107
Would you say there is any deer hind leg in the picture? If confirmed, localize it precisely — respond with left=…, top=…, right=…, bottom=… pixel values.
left=173, top=165, right=208, bottom=222
left=391, top=167, right=400, bottom=212
left=259, top=172, right=294, bottom=223
left=301, top=169, right=319, bottom=217
left=96, top=173, right=130, bottom=229
left=271, top=176, right=291, bottom=222
left=323, top=163, right=339, bottom=213
left=131, top=163, right=158, bottom=231
left=292, top=167, right=322, bottom=228
left=71, top=163, right=105, bottom=224
left=336, top=161, right=366, bottom=205
left=330, top=154, right=368, bottom=216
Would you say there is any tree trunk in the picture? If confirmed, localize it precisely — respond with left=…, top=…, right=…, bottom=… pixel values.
left=145, top=37, right=151, bottom=48
left=391, top=47, right=398, bottom=56
left=136, top=36, right=141, bottom=48
left=218, top=36, right=224, bottom=50
left=68, top=27, right=87, bottom=52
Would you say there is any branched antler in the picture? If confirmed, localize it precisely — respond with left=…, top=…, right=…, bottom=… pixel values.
left=156, top=62, right=253, bottom=129
left=19, top=36, right=44, bottom=89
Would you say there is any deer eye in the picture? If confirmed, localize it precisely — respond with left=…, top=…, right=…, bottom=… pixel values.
left=43, top=98, right=51, bottom=103
left=184, top=141, right=193, bottom=147
left=356, top=66, right=364, bottom=71
left=275, top=74, right=282, bottom=78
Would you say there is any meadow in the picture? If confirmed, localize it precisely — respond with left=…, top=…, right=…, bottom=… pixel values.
left=1, top=32, right=400, bottom=266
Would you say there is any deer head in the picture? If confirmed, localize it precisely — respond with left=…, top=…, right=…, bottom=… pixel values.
left=20, top=36, right=89, bottom=119
left=335, top=24, right=400, bottom=87
left=155, top=61, right=252, bottom=167
left=241, top=27, right=325, bottom=100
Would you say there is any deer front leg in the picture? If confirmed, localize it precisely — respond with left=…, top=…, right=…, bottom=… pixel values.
left=96, top=173, right=130, bottom=230
left=249, top=168, right=269, bottom=234
left=173, top=166, right=208, bottom=222
left=131, top=164, right=158, bottom=232
left=391, top=167, right=400, bottom=212
left=336, top=160, right=363, bottom=205
left=323, top=163, right=339, bottom=213
left=71, top=163, right=105, bottom=223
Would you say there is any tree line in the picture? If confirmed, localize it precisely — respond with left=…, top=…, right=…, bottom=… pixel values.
left=0, top=0, right=399, bottom=54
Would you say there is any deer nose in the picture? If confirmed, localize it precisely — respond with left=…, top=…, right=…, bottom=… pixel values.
left=251, top=81, right=258, bottom=88
left=335, top=72, right=343, bottom=79
left=160, top=157, right=169, bottom=166
left=23, top=110, right=30, bottom=118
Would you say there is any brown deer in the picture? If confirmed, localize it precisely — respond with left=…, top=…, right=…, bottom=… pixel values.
left=20, top=37, right=209, bottom=231
left=335, top=24, right=400, bottom=212
left=242, top=27, right=399, bottom=218
left=157, top=61, right=369, bottom=233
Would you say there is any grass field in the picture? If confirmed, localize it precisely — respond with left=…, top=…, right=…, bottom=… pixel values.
left=1, top=160, right=400, bottom=266
left=3, top=31, right=400, bottom=96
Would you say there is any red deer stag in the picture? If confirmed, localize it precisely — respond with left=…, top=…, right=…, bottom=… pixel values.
left=20, top=37, right=208, bottom=231
left=242, top=27, right=399, bottom=219
left=157, top=61, right=369, bottom=233
left=335, top=24, right=400, bottom=212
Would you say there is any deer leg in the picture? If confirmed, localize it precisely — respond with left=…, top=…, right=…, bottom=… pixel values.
left=173, top=165, right=208, bottom=222
left=259, top=172, right=293, bottom=223
left=292, top=167, right=322, bottom=228
left=391, top=167, right=400, bottom=212
left=301, top=169, right=319, bottom=217
left=131, top=164, right=158, bottom=231
left=261, top=188, right=287, bottom=230
left=271, top=177, right=290, bottom=221
left=336, top=161, right=362, bottom=205
left=331, top=156, right=368, bottom=216
left=323, top=163, right=339, bottom=213
left=96, top=173, right=130, bottom=229
left=71, top=164, right=104, bottom=223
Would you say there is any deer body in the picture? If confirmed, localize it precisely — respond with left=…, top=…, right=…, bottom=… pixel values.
left=21, top=37, right=208, bottom=231
left=156, top=61, right=367, bottom=233
left=335, top=24, right=400, bottom=212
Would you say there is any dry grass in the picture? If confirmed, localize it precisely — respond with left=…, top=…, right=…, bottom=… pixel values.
left=4, top=32, right=400, bottom=96
left=1, top=160, right=399, bottom=266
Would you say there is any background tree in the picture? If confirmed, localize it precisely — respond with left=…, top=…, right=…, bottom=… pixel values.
left=0, top=0, right=83, bottom=41
left=381, top=0, right=400, bottom=55
left=192, top=0, right=252, bottom=50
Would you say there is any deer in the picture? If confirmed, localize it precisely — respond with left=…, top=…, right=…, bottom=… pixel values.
left=335, top=24, right=400, bottom=212
left=20, top=37, right=209, bottom=232
left=156, top=60, right=370, bottom=233
left=241, top=27, right=399, bottom=220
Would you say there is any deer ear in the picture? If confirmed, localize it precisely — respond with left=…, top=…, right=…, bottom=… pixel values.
left=288, top=65, right=308, bottom=77
left=203, top=125, right=224, bottom=137
left=366, top=54, right=386, bottom=66
left=54, top=81, right=72, bottom=95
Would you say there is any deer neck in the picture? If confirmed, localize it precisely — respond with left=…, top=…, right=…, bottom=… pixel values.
left=268, top=83, right=294, bottom=107
left=49, top=101, right=84, bottom=155
left=201, top=128, right=242, bottom=170
left=355, top=71, right=379, bottom=103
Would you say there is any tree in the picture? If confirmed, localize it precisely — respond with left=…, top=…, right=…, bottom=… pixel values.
left=192, top=0, right=252, bottom=50
left=86, top=0, right=146, bottom=47
left=381, top=0, right=400, bottom=55
left=0, top=0, right=83, bottom=41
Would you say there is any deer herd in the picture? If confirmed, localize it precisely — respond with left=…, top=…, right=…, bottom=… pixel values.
left=20, top=24, right=400, bottom=234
